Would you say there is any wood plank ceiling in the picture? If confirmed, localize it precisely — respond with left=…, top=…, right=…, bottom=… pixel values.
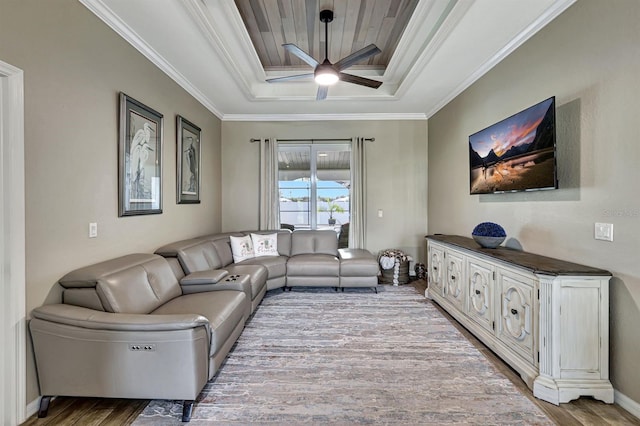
left=234, top=0, right=419, bottom=71
left=279, top=148, right=351, bottom=173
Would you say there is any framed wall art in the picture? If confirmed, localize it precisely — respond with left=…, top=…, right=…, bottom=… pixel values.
left=176, top=115, right=201, bottom=204
left=118, top=92, right=163, bottom=216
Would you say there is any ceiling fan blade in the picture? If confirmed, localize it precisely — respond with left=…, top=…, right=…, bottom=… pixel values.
left=266, top=73, right=314, bottom=83
left=334, top=44, right=381, bottom=71
left=283, top=43, right=319, bottom=68
left=316, top=85, right=328, bottom=101
left=339, top=72, right=382, bottom=89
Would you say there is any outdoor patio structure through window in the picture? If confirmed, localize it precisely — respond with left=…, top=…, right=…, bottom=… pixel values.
left=278, top=143, right=350, bottom=231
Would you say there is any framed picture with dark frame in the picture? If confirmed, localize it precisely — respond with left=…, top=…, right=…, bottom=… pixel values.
left=118, top=92, right=163, bottom=216
left=176, top=115, right=201, bottom=204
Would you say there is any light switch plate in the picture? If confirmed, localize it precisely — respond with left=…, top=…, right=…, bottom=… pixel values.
left=89, top=222, right=98, bottom=238
left=594, top=223, right=613, bottom=241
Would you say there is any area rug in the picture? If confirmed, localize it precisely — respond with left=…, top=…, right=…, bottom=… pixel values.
left=133, top=285, right=552, bottom=425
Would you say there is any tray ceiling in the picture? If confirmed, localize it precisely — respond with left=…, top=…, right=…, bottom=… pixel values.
left=80, top=0, right=576, bottom=120
left=234, top=0, right=418, bottom=70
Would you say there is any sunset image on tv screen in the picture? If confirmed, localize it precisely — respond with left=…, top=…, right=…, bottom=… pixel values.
left=469, top=97, right=557, bottom=194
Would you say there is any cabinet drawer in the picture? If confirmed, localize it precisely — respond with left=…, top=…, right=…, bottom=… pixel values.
left=466, top=257, right=494, bottom=333
left=497, top=269, right=536, bottom=363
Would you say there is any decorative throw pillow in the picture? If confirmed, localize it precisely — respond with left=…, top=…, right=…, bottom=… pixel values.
left=229, top=235, right=255, bottom=263
left=251, top=233, right=279, bottom=257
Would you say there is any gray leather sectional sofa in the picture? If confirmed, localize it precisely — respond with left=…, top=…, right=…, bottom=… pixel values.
left=29, top=229, right=378, bottom=422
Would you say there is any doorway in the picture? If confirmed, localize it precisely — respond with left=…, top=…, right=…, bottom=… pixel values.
left=0, top=59, right=26, bottom=425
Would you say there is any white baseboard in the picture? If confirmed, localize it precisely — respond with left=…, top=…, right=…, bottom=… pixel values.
left=615, top=390, right=640, bottom=419
left=26, top=397, right=45, bottom=420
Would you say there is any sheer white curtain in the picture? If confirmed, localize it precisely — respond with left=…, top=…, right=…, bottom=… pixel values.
left=349, top=137, right=367, bottom=248
left=258, top=138, right=280, bottom=230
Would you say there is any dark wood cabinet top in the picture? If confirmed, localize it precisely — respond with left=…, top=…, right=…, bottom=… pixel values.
left=426, top=234, right=611, bottom=277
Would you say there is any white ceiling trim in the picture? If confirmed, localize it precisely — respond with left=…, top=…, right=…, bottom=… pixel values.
left=382, top=0, right=459, bottom=89
left=392, top=0, right=472, bottom=99
left=423, top=0, right=577, bottom=118
left=221, top=113, right=428, bottom=122
left=80, top=0, right=224, bottom=118
left=182, top=0, right=258, bottom=98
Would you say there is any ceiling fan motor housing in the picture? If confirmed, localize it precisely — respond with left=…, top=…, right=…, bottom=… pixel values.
left=319, top=9, right=334, bottom=23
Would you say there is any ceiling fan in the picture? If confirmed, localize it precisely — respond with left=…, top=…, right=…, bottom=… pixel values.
left=266, top=9, right=383, bottom=100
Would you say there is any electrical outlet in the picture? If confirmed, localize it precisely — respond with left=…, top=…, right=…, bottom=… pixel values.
left=594, top=223, right=613, bottom=242
left=89, top=222, right=98, bottom=238
left=377, top=209, right=383, bottom=218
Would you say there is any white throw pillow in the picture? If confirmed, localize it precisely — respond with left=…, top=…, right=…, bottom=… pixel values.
left=251, top=233, right=279, bottom=257
left=229, top=235, right=255, bottom=263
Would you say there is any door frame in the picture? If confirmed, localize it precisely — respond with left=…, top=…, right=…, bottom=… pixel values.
left=0, top=59, right=26, bottom=425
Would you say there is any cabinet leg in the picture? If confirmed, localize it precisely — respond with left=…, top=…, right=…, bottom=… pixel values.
left=38, top=396, right=52, bottom=418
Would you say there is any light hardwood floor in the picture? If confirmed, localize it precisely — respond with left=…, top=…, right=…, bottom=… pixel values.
left=22, top=281, right=640, bottom=426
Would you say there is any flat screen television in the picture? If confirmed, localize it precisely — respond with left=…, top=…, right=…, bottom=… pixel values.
left=469, top=96, right=558, bottom=194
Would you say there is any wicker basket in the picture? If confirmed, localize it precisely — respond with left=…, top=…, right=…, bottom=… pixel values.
left=379, top=260, right=410, bottom=284
left=378, top=249, right=411, bottom=285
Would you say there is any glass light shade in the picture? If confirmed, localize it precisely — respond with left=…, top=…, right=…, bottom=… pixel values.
left=314, top=65, right=339, bottom=85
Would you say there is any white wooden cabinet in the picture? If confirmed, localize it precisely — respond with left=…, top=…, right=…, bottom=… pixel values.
left=426, top=235, right=614, bottom=405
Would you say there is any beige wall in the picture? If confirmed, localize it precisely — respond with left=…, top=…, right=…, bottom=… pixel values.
left=221, top=120, right=428, bottom=261
left=428, top=0, right=640, bottom=402
left=0, top=0, right=222, bottom=402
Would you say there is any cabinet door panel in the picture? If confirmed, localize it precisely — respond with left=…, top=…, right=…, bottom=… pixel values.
left=428, top=244, right=445, bottom=297
left=498, top=270, right=535, bottom=363
left=467, top=258, right=494, bottom=333
left=560, top=285, right=601, bottom=379
left=445, top=250, right=465, bottom=310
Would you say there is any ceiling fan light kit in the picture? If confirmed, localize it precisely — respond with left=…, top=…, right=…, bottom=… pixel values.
left=314, top=61, right=339, bottom=85
left=266, top=9, right=382, bottom=100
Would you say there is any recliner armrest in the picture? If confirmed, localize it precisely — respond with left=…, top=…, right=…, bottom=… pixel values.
left=338, top=248, right=375, bottom=260
left=180, top=269, right=229, bottom=286
left=31, top=304, right=210, bottom=332
left=179, top=270, right=252, bottom=302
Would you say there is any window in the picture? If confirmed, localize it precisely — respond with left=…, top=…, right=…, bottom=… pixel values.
left=278, top=143, right=350, bottom=230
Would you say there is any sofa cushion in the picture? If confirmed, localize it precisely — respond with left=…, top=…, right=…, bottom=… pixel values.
left=211, top=238, right=235, bottom=267
left=339, top=249, right=380, bottom=277
left=239, top=256, right=288, bottom=281
left=286, top=254, right=340, bottom=276
left=59, top=254, right=182, bottom=314
left=290, top=230, right=338, bottom=256
left=152, top=290, right=247, bottom=357
left=177, top=241, right=223, bottom=273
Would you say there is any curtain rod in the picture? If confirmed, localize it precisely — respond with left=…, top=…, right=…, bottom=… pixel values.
left=250, top=137, right=374, bottom=143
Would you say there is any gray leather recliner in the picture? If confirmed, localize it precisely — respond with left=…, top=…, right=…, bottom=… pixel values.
left=29, top=253, right=249, bottom=422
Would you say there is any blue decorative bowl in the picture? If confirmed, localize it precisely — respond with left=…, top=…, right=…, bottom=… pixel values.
left=472, top=235, right=505, bottom=249
left=472, top=222, right=506, bottom=248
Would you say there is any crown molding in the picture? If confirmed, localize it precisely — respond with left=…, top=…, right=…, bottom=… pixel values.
left=79, top=0, right=224, bottom=119
left=424, top=0, right=577, bottom=118
left=221, top=113, right=428, bottom=122
left=181, top=0, right=257, bottom=99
